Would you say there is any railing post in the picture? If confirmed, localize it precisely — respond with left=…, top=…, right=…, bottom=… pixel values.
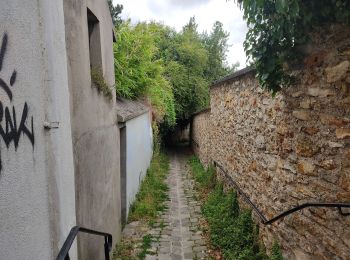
left=57, top=226, right=112, bottom=260
left=104, top=236, right=110, bottom=260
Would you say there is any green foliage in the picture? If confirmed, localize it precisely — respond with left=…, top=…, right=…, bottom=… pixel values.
left=114, top=22, right=176, bottom=126
left=113, top=240, right=135, bottom=260
left=107, top=0, right=123, bottom=28
left=112, top=234, right=154, bottom=260
left=202, top=185, right=268, bottom=259
left=188, top=156, right=216, bottom=190
left=152, top=122, right=161, bottom=154
left=189, top=156, right=284, bottom=260
left=203, top=21, right=232, bottom=82
left=114, top=22, right=157, bottom=98
left=128, top=151, right=169, bottom=222
left=236, top=0, right=350, bottom=95
left=114, top=18, right=238, bottom=132
left=271, top=241, right=284, bottom=260
left=90, top=68, right=113, bottom=99
left=171, top=20, right=210, bottom=121
left=168, top=17, right=238, bottom=124
left=137, top=235, right=154, bottom=259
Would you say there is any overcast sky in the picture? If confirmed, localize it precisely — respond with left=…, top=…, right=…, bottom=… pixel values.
left=112, top=0, right=248, bottom=69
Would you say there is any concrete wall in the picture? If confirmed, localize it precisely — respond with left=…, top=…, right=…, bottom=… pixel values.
left=125, top=112, right=153, bottom=217
left=63, top=0, right=121, bottom=259
left=192, top=25, right=350, bottom=259
left=0, top=0, right=77, bottom=259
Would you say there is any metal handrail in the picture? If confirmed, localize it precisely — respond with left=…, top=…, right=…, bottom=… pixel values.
left=56, top=226, right=112, bottom=260
left=213, top=161, right=350, bottom=225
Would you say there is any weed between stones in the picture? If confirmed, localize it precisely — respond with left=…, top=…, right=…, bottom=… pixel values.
left=137, top=235, right=154, bottom=259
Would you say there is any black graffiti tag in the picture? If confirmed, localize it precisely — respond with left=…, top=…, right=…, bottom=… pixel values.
left=0, top=33, right=34, bottom=171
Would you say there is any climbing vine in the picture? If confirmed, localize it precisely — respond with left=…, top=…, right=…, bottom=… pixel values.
left=236, top=0, right=350, bottom=94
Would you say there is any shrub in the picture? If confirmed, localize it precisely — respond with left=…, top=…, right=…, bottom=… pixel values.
left=189, top=156, right=284, bottom=260
left=188, top=156, right=216, bottom=190
left=128, top=151, right=169, bottom=221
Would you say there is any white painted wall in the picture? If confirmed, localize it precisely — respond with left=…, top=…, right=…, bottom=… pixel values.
left=0, top=0, right=76, bottom=259
left=126, top=112, right=153, bottom=216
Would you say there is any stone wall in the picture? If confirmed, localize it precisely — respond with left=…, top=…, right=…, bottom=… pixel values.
left=191, top=109, right=211, bottom=166
left=191, top=25, right=350, bottom=259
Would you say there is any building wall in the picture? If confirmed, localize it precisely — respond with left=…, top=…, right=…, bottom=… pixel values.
left=0, top=0, right=77, bottom=259
left=63, top=0, right=121, bottom=259
left=192, top=25, right=350, bottom=259
left=125, top=112, right=153, bottom=217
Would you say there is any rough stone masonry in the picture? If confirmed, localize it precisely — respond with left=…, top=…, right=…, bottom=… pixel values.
left=191, top=24, right=350, bottom=259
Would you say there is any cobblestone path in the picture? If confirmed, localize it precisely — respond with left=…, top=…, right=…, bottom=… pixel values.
left=121, top=151, right=208, bottom=259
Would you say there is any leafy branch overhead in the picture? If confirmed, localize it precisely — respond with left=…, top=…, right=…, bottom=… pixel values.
left=107, top=0, right=123, bottom=27
left=236, top=0, right=350, bottom=94
left=113, top=15, right=238, bottom=132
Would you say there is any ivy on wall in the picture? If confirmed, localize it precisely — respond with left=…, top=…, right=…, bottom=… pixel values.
left=236, top=0, right=350, bottom=95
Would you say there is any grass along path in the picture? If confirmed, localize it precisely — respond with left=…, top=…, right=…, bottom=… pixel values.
left=113, top=150, right=170, bottom=259
left=188, top=156, right=284, bottom=260
left=128, top=151, right=170, bottom=223
left=114, top=148, right=210, bottom=260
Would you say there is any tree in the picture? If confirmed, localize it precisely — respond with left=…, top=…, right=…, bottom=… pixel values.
left=235, top=0, right=350, bottom=94
left=114, top=21, right=176, bottom=126
left=225, top=61, right=240, bottom=75
left=164, top=18, right=209, bottom=124
left=183, top=17, right=199, bottom=36
left=107, top=0, right=123, bottom=27
left=113, top=18, right=237, bottom=134
left=203, top=21, right=231, bottom=83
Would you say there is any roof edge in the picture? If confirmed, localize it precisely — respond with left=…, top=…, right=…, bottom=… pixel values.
left=116, top=97, right=150, bottom=123
left=117, top=109, right=149, bottom=123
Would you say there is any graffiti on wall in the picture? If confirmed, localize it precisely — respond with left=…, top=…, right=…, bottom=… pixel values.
left=0, top=33, right=34, bottom=171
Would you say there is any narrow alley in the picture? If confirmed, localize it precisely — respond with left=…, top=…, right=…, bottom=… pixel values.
left=120, top=149, right=208, bottom=260
left=2, top=1, right=350, bottom=259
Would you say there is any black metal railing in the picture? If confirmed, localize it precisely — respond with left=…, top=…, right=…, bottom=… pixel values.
left=213, top=161, right=350, bottom=225
left=56, top=226, right=112, bottom=260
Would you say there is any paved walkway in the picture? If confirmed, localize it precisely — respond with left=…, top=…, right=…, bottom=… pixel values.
left=121, top=151, right=208, bottom=259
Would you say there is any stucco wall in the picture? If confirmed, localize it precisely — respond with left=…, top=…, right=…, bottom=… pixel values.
left=125, top=112, right=153, bottom=217
left=192, top=25, right=350, bottom=259
left=63, top=0, right=121, bottom=259
left=0, top=0, right=77, bottom=259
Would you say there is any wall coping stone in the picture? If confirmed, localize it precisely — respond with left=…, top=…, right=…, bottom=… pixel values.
left=210, top=66, right=255, bottom=89
left=191, top=108, right=211, bottom=118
